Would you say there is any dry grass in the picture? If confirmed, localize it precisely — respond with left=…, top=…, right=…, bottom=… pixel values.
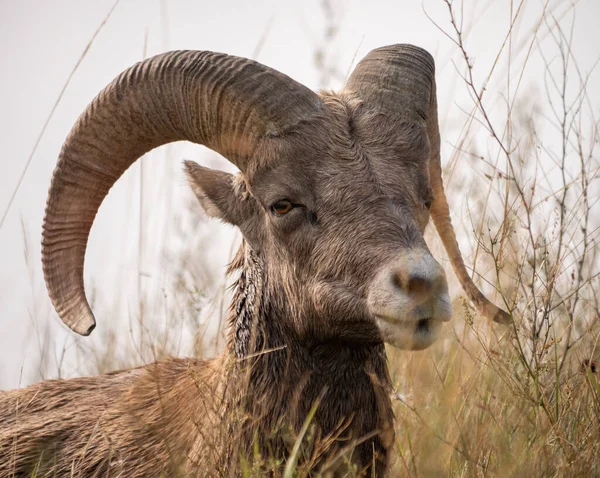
left=385, top=1, right=600, bottom=476
left=5, top=0, right=599, bottom=476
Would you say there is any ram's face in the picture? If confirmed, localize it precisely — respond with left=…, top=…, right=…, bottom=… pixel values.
left=187, top=95, right=451, bottom=350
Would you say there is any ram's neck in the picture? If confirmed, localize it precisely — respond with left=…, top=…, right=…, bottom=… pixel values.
left=223, top=243, right=394, bottom=473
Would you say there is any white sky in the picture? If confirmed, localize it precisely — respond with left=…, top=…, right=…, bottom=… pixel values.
left=1, top=0, right=598, bottom=389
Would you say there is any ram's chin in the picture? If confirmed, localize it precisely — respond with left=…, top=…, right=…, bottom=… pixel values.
left=375, top=316, right=443, bottom=350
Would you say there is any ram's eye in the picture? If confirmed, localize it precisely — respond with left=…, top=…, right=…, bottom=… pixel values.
left=424, top=198, right=432, bottom=210
left=271, top=199, right=294, bottom=216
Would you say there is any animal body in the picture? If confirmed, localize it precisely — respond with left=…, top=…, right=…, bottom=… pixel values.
left=0, top=44, right=509, bottom=476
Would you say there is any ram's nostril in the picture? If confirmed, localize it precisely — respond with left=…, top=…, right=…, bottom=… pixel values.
left=382, top=251, right=448, bottom=304
left=392, top=271, right=435, bottom=296
left=408, top=276, right=431, bottom=296
left=392, top=271, right=404, bottom=290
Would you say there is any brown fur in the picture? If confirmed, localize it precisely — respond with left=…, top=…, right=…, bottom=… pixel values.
left=1, top=91, right=443, bottom=476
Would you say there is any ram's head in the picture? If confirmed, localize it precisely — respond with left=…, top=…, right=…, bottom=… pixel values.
left=42, top=45, right=509, bottom=352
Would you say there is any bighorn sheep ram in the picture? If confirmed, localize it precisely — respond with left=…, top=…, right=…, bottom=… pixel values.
left=0, top=44, right=510, bottom=476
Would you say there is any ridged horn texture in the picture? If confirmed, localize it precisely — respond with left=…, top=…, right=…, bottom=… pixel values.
left=346, top=44, right=511, bottom=325
left=42, top=50, right=322, bottom=336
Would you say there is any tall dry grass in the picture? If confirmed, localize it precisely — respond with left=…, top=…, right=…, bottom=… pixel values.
left=386, top=1, right=599, bottom=476
left=7, top=0, right=599, bottom=476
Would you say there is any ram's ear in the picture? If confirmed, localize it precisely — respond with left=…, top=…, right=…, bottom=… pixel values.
left=184, top=160, right=260, bottom=228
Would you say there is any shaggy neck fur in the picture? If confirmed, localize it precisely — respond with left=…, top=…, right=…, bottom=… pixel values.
left=223, top=244, right=395, bottom=474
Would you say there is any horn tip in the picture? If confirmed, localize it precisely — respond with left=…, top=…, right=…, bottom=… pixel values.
left=68, top=313, right=97, bottom=336
left=493, top=308, right=512, bottom=326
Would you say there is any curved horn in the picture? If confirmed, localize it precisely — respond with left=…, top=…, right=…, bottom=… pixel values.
left=346, top=44, right=510, bottom=324
left=42, top=50, right=322, bottom=336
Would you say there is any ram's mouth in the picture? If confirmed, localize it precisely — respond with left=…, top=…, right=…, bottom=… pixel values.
left=374, top=315, right=444, bottom=350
